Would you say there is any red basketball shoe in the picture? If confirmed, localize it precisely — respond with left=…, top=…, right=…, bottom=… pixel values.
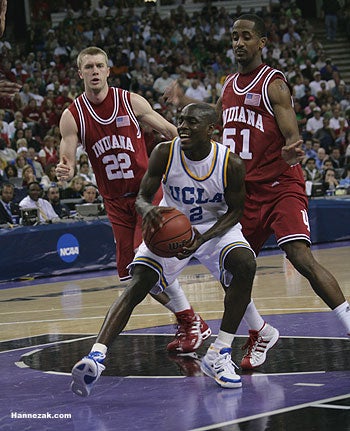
left=166, top=308, right=211, bottom=353
left=240, top=323, right=279, bottom=370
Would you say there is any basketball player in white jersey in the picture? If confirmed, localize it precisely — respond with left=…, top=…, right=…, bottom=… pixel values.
left=70, top=103, right=257, bottom=395
left=56, top=46, right=211, bottom=357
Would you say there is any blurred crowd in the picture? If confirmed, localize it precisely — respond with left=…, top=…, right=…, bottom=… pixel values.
left=0, top=0, right=350, bottom=209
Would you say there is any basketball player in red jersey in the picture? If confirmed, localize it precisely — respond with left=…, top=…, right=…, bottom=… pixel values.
left=165, top=14, right=350, bottom=369
left=56, top=47, right=211, bottom=355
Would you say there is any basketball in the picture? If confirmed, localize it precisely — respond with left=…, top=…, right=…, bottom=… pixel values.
left=143, top=208, right=193, bottom=258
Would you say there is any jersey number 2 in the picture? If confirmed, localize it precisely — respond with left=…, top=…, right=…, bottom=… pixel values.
left=223, top=128, right=252, bottom=160
left=103, top=153, right=134, bottom=180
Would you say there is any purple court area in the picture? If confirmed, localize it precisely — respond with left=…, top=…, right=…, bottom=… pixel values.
left=1, top=311, right=349, bottom=431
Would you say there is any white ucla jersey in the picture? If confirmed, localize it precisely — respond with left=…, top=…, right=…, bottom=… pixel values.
left=160, top=138, right=230, bottom=225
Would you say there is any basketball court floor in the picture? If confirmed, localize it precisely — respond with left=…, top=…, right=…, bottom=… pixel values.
left=1, top=242, right=349, bottom=430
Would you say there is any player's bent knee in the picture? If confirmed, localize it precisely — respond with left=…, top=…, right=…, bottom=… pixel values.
left=225, top=248, right=256, bottom=279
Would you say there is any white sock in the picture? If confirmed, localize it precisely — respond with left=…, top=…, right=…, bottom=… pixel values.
left=243, top=300, right=265, bottom=331
left=212, top=330, right=234, bottom=351
left=332, top=301, right=350, bottom=335
left=163, top=279, right=191, bottom=313
left=91, top=343, right=107, bottom=355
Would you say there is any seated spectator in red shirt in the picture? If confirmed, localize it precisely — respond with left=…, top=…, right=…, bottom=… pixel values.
left=38, top=135, right=58, bottom=167
left=22, top=98, right=41, bottom=136
left=55, top=88, right=73, bottom=107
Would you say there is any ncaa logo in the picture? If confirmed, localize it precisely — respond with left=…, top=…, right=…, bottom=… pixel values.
left=57, top=234, right=80, bottom=263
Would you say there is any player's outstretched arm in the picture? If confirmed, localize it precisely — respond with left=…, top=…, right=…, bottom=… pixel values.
left=130, top=92, right=177, bottom=140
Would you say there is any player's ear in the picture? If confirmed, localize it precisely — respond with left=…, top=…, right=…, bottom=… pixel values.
left=259, top=37, right=267, bottom=50
left=208, top=124, right=215, bottom=136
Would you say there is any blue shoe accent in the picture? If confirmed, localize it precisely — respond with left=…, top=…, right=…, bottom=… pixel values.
left=71, top=351, right=106, bottom=397
left=201, top=346, right=242, bottom=389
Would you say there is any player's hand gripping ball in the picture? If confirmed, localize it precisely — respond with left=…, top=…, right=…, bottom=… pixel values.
left=143, top=208, right=193, bottom=258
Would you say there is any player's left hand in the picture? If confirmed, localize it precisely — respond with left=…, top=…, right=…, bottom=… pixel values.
left=176, top=227, right=203, bottom=260
left=142, top=206, right=175, bottom=234
left=281, top=139, right=304, bottom=166
left=56, top=155, right=74, bottom=181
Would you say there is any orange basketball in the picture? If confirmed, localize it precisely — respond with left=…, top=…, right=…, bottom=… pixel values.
left=143, top=209, right=193, bottom=258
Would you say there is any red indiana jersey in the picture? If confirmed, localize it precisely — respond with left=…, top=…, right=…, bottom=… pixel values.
left=221, top=63, right=292, bottom=184
left=69, top=87, right=149, bottom=199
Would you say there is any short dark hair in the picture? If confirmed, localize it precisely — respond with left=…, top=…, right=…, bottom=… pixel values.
left=27, top=181, right=42, bottom=190
left=183, top=103, right=219, bottom=125
left=83, top=183, right=98, bottom=193
left=0, top=182, right=14, bottom=193
left=233, top=14, right=267, bottom=38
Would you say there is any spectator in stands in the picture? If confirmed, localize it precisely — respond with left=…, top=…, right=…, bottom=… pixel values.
left=321, top=158, right=335, bottom=174
left=0, top=109, right=10, bottom=145
left=27, top=147, right=44, bottom=179
left=294, top=100, right=307, bottom=135
left=152, top=70, right=174, bottom=98
left=309, top=71, right=327, bottom=97
left=313, top=117, right=336, bottom=153
left=79, top=183, right=101, bottom=204
left=339, top=164, right=350, bottom=189
left=282, top=24, right=301, bottom=46
left=38, top=135, right=58, bottom=167
left=322, top=0, right=341, bottom=41
left=292, top=74, right=306, bottom=99
left=303, top=157, right=323, bottom=183
left=322, top=167, right=339, bottom=194
left=302, top=139, right=318, bottom=161
left=14, top=153, right=28, bottom=178
left=332, top=81, right=347, bottom=104
left=21, top=164, right=36, bottom=187
left=10, top=59, right=28, bottom=83
left=317, top=81, right=331, bottom=105
left=301, top=167, right=313, bottom=197
left=327, top=71, right=345, bottom=92
left=0, top=181, right=20, bottom=224
left=40, top=98, right=58, bottom=135
left=7, top=112, right=28, bottom=141
left=22, top=98, right=41, bottom=137
left=315, top=146, right=329, bottom=170
left=78, top=161, right=96, bottom=185
left=306, top=107, right=324, bottom=137
left=24, top=128, right=41, bottom=153
left=185, top=78, right=209, bottom=102
left=60, top=175, right=85, bottom=199
left=329, top=106, right=349, bottom=136
left=4, top=164, right=18, bottom=181
left=19, top=181, right=59, bottom=223
left=329, top=147, right=345, bottom=170
left=0, top=137, right=16, bottom=163
left=40, top=163, right=59, bottom=191
left=46, top=185, right=70, bottom=218
left=320, top=58, right=339, bottom=81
